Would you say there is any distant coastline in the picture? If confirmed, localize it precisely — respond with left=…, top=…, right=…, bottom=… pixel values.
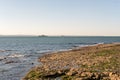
left=0, top=35, right=120, bottom=37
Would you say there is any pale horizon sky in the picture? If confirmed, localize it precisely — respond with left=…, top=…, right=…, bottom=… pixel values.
left=0, top=0, right=120, bottom=36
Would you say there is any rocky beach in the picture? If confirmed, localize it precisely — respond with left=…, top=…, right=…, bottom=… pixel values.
left=23, top=43, right=120, bottom=80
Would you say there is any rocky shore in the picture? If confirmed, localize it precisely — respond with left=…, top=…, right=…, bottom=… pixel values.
left=23, top=43, right=120, bottom=80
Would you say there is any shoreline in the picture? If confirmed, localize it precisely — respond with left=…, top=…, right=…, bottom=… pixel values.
left=23, top=43, right=120, bottom=80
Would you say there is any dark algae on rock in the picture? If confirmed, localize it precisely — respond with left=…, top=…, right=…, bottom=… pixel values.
left=23, top=43, right=120, bottom=80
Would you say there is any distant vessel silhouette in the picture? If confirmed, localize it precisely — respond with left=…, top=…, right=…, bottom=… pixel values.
left=38, top=35, right=48, bottom=37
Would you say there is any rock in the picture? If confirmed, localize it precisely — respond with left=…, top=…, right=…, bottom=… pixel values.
left=75, top=78, right=83, bottom=80
left=0, top=57, right=6, bottom=61
left=31, top=63, right=34, bottom=65
left=5, top=60, right=15, bottom=64
left=0, top=59, right=3, bottom=61
left=66, top=71, right=73, bottom=76
left=109, top=73, right=120, bottom=80
left=57, top=70, right=62, bottom=74
left=109, top=72, right=113, bottom=77
left=80, top=72, right=87, bottom=77
left=23, top=43, right=120, bottom=80
left=66, top=68, right=77, bottom=76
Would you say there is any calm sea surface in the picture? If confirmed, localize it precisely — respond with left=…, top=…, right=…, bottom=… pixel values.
left=0, top=36, right=120, bottom=80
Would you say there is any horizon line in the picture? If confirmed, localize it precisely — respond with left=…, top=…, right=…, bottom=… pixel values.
left=0, top=35, right=120, bottom=37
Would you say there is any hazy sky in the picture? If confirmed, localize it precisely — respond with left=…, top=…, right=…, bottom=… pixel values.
left=0, top=0, right=120, bottom=36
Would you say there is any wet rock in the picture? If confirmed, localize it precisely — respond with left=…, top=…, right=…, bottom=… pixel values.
left=5, top=60, right=17, bottom=64
left=0, top=57, right=6, bottom=61
left=0, top=59, right=3, bottom=61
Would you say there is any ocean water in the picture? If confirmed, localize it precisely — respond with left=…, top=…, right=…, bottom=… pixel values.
left=0, top=36, right=120, bottom=80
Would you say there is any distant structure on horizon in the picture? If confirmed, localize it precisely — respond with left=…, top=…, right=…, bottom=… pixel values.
left=38, top=35, right=48, bottom=37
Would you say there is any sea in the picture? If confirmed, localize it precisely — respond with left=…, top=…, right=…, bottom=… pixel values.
left=0, top=36, right=120, bottom=80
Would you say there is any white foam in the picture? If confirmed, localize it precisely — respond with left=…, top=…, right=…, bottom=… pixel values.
left=8, top=54, right=24, bottom=58
left=97, top=42, right=104, bottom=44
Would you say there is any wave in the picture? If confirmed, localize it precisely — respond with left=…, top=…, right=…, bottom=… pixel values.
left=72, top=42, right=105, bottom=48
left=8, top=54, right=24, bottom=58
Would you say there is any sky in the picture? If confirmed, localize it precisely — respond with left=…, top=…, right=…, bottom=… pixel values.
left=0, top=0, right=120, bottom=36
